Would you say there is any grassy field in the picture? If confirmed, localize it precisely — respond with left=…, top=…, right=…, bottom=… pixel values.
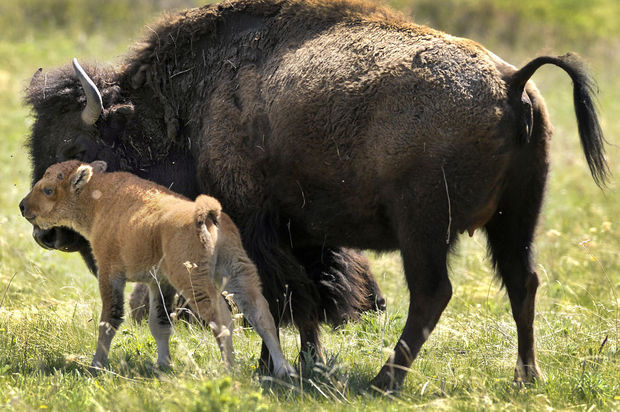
left=0, top=0, right=618, bottom=410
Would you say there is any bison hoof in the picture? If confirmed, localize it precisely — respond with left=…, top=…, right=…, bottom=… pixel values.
left=274, top=363, right=298, bottom=380
left=369, top=367, right=403, bottom=393
left=514, top=359, right=543, bottom=384
left=88, top=360, right=108, bottom=376
left=156, top=361, right=173, bottom=372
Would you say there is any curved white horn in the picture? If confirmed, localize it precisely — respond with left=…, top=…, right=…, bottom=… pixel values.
left=72, top=58, right=103, bottom=126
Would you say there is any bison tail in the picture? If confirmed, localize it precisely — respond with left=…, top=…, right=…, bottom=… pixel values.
left=509, top=53, right=609, bottom=187
left=194, top=194, right=221, bottom=245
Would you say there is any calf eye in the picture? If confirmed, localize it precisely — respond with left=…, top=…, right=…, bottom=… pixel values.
left=43, top=187, right=53, bottom=196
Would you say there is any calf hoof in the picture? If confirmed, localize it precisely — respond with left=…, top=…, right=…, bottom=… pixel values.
left=514, top=359, right=543, bottom=384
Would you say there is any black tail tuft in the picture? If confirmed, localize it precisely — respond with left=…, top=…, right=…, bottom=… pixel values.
left=297, top=247, right=386, bottom=326
left=509, top=53, right=610, bottom=187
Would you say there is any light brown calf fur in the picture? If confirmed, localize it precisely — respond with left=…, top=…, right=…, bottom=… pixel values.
left=20, top=159, right=294, bottom=377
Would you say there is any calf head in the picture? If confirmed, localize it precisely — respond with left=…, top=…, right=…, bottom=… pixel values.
left=20, top=160, right=107, bottom=231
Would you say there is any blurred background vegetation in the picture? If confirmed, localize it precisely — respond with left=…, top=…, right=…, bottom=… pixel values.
left=0, top=0, right=201, bottom=41
left=394, top=0, right=620, bottom=51
left=1, top=0, right=619, bottom=48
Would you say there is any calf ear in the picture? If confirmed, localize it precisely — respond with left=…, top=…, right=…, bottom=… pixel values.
left=70, top=165, right=93, bottom=193
left=90, top=161, right=107, bottom=173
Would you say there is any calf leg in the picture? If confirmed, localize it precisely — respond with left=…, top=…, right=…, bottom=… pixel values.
left=211, top=295, right=235, bottom=366
left=129, top=283, right=150, bottom=322
left=130, top=284, right=198, bottom=324
left=371, top=241, right=452, bottom=391
left=146, top=280, right=176, bottom=368
left=169, top=270, right=234, bottom=366
left=223, top=256, right=295, bottom=378
left=91, top=274, right=126, bottom=373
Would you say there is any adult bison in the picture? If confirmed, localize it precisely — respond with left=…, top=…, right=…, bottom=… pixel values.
left=25, top=0, right=607, bottom=389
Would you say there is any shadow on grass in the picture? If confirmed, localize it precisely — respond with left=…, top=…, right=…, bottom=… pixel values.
left=254, top=350, right=425, bottom=403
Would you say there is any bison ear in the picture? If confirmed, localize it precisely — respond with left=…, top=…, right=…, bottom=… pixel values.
left=29, top=68, right=43, bottom=89
left=131, top=64, right=150, bottom=89
left=70, top=165, right=93, bottom=193
left=90, top=161, right=107, bottom=173
left=107, top=103, right=135, bottom=130
left=109, top=104, right=135, bottom=116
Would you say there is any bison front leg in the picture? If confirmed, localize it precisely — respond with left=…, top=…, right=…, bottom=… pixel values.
left=295, top=246, right=387, bottom=320
left=370, top=242, right=452, bottom=392
left=292, top=246, right=385, bottom=369
left=297, top=320, right=324, bottom=366
left=240, top=232, right=323, bottom=372
left=91, top=274, right=126, bottom=374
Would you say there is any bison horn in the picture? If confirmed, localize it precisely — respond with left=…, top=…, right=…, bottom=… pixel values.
left=72, top=58, right=103, bottom=126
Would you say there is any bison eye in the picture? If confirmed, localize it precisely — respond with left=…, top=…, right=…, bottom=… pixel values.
left=43, top=187, right=53, bottom=196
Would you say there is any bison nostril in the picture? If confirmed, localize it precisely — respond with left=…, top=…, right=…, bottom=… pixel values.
left=376, top=296, right=387, bottom=311
left=19, top=200, right=25, bottom=216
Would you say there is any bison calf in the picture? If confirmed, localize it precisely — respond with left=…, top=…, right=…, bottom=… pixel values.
left=20, top=160, right=294, bottom=378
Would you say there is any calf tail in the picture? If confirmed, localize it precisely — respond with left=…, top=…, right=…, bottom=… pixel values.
left=194, top=194, right=222, bottom=245
left=508, top=53, right=609, bottom=187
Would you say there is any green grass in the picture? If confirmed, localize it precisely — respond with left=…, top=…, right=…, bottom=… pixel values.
left=1, top=1, right=619, bottom=410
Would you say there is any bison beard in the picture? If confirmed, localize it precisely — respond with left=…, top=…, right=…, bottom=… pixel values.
left=24, top=0, right=607, bottom=390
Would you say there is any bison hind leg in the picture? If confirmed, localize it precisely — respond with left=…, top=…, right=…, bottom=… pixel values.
left=486, top=209, right=543, bottom=384
left=484, top=153, right=547, bottom=384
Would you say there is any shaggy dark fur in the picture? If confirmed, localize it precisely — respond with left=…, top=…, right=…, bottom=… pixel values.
left=25, top=0, right=607, bottom=389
